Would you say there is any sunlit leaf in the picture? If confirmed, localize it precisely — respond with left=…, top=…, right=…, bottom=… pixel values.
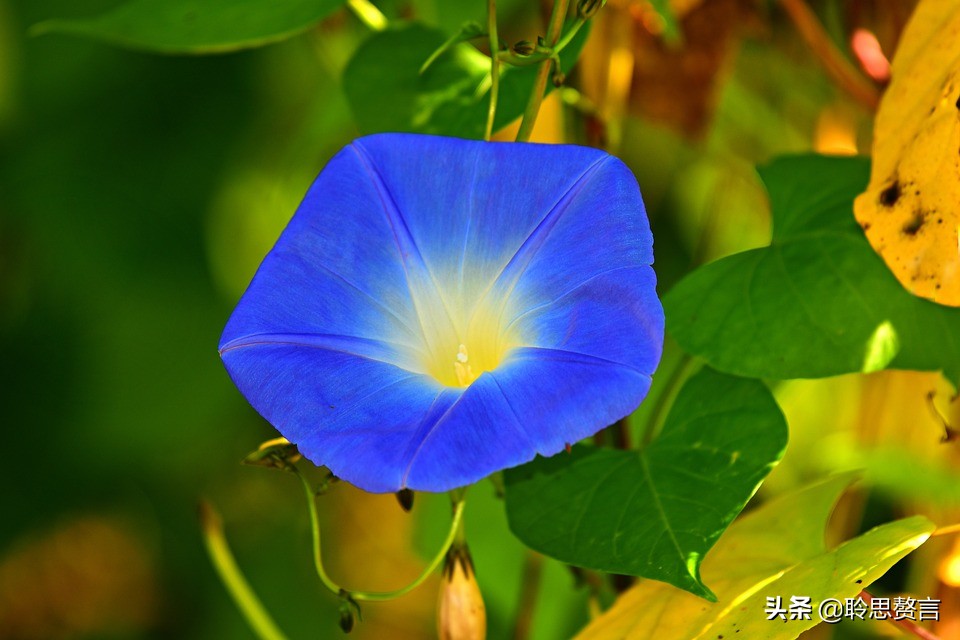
left=31, top=0, right=345, bottom=54
left=665, top=155, right=960, bottom=385
left=853, top=0, right=960, bottom=306
left=343, top=21, right=589, bottom=138
left=576, top=474, right=934, bottom=640
left=504, top=368, right=787, bottom=599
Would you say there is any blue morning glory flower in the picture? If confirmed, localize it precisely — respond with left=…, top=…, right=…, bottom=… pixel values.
left=219, top=133, right=663, bottom=493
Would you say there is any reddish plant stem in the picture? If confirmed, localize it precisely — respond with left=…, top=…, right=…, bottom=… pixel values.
left=512, top=551, right=545, bottom=640
left=779, top=0, right=880, bottom=111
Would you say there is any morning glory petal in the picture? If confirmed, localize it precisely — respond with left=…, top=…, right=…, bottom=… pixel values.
left=220, top=133, right=664, bottom=493
left=221, top=342, right=459, bottom=492
left=219, top=144, right=427, bottom=368
left=350, top=134, right=612, bottom=332
left=508, top=266, right=664, bottom=375
left=403, top=354, right=653, bottom=491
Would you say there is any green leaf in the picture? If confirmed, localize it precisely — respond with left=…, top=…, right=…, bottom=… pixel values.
left=31, top=0, right=345, bottom=54
left=343, top=21, right=590, bottom=138
left=504, top=368, right=787, bottom=599
left=419, top=21, right=485, bottom=74
left=665, top=155, right=960, bottom=385
left=575, top=474, right=934, bottom=640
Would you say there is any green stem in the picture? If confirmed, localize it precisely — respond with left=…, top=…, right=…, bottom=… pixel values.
left=199, top=500, right=290, bottom=640
left=551, top=17, right=586, bottom=54
left=515, top=0, right=569, bottom=142
left=640, top=354, right=695, bottom=447
left=291, top=466, right=344, bottom=595
left=346, top=0, right=388, bottom=31
left=453, top=494, right=468, bottom=546
left=292, top=465, right=466, bottom=601
left=484, top=0, right=500, bottom=141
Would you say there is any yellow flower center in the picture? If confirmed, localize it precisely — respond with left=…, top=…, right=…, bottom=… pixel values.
left=417, top=302, right=516, bottom=388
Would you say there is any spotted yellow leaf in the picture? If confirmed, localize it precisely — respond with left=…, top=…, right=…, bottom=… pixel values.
left=854, top=0, right=960, bottom=306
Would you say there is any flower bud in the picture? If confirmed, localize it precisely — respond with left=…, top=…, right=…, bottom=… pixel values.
left=513, top=40, right=535, bottom=56
left=242, top=437, right=301, bottom=470
left=437, top=546, right=486, bottom=640
left=338, top=608, right=354, bottom=633
left=577, top=0, right=606, bottom=19
left=337, top=592, right=360, bottom=634
left=396, top=488, right=415, bottom=512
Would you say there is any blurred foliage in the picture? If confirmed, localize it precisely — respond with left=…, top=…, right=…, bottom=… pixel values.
left=30, top=0, right=346, bottom=54
left=5, top=0, right=960, bottom=638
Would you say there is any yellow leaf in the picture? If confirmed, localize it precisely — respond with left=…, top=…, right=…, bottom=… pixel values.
left=575, top=474, right=934, bottom=640
left=854, top=0, right=960, bottom=306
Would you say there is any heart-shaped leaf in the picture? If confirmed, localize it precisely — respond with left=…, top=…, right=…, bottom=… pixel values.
left=504, top=368, right=787, bottom=599
left=665, top=155, right=960, bottom=385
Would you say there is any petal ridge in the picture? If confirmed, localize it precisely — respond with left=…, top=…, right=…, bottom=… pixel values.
left=487, top=372, right=536, bottom=448
left=502, top=264, right=643, bottom=334
left=219, top=331, right=423, bottom=370
left=511, top=345, right=650, bottom=376
left=350, top=142, right=460, bottom=341
left=455, top=151, right=482, bottom=298
left=277, top=248, right=421, bottom=343
left=479, top=156, right=608, bottom=311
left=400, top=387, right=470, bottom=486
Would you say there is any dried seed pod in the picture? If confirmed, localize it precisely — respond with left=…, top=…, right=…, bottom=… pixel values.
left=437, top=546, right=486, bottom=640
left=242, top=437, right=301, bottom=470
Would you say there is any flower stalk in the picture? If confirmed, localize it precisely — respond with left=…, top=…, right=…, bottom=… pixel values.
left=516, top=0, right=570, bottom=142
left=199, top=500, right=290, bottom=640
left=291, top=463, right=466, bottom=602
left=485, top=0, right=500, bottom=141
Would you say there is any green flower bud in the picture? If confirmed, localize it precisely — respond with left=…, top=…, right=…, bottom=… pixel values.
left=577, top=0, right=606, bottom=19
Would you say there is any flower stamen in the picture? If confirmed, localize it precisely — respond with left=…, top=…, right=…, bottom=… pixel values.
left=454, top=344, right=476, bottom=387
